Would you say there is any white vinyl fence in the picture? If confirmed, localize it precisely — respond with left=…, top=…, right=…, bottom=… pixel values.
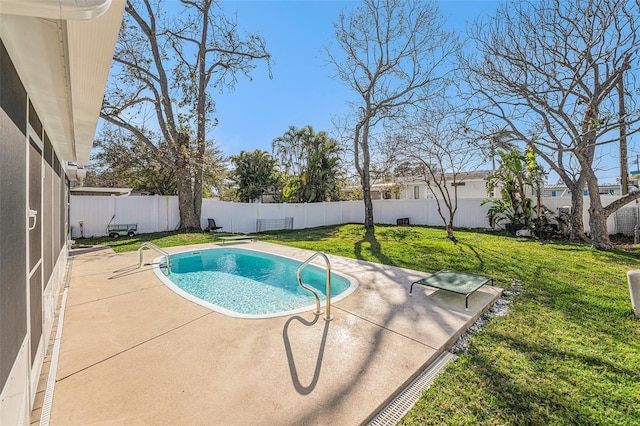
left=69, top=194, right=625, bottom=238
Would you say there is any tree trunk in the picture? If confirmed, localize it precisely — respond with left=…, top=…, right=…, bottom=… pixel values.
left=175, top=133, right=200, bottom=230
left=587, top=193, right=612, bottom=250
left=619, top=74, right=628, bottom=195
left=446, top=221, right=456, bottom=241
left=361, top=158, right=374, bottom=228
left=576, top=101, right=608, bottom=248
left=193, top=149, right=203, bottom=221
left=447, top=189, right=457, bottom=241
left=431, top=181, right=456, bottom=241
left=580, top=160, right=612, bottom=250
left=568, top=176, right=586, bottom=241
left=175, top=164, right=200, bottom=230
left=363, top=183, right=374, bottom=228
left=359, top=119, right=374, bottom=229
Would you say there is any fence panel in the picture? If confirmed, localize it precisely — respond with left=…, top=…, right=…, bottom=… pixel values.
left=372, top=200, right=405, bottom=225
left=325, top=202, right=343, bottom=226
left=341, top=200, right=363, bottom=224
left=202, top=198, right=234, bottom=232
left=70, top=194, right=626, bottom=238
left=70, top=196, right=114, bottom=237
left=286, top=204, right=308, bottom=230
left=113, top=196, right=158, bottom=234
left=454, top=199, right=492, bottom=228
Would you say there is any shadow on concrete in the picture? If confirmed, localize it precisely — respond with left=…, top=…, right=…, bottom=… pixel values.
left=282, top=314, right=330, bottom=395
left=108, top=264, right=157, bottom=280
left=70, top=245, right=112, bottom=257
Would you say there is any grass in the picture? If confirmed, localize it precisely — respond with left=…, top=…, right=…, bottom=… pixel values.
left=76, top=224, right=640, bottom=425
left=76, top=230, right=223, bottom=252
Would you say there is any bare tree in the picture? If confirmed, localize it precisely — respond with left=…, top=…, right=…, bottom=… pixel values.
left=619, top=73, right=629, bottom=195
left=400, top=108, right=484, bottom=241
left=101, top=0, right=270, bottom=230
left=325, top=0, right=457, bottom=228
left=461, top=0, right=640, bottom=249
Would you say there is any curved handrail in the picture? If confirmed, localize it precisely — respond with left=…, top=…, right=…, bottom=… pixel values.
left=138, top=242, right=171, bottom=274
left=297, top=251, right=332, bottom=321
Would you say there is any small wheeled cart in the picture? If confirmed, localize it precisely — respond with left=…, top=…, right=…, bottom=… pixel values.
left=107, top=223, right=137, bottom=238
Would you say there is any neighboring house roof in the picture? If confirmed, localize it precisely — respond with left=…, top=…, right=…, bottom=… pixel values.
left=71, top=187, right=132, bottom=196
left=394, top=170, right=492, bottom=183
left=545, top=183, right=620, bottom=190
left=544, top=184, right=569, bottom=190
left=342, top=170, right=494, bottom=190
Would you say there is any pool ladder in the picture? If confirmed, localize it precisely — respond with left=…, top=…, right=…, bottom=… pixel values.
left=138, top=242, right=171, bottom=274
left=297, top=251, right=332, bottom=321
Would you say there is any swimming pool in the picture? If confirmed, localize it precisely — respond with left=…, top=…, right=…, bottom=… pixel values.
left=152, top=247, right=358, bottom=318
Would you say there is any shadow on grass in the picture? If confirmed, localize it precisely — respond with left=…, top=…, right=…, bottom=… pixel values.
left=455, top=241, right=486, bottom=270
left=500, top=332, right=639, bottom=379
left=353, top=227, right=396, bottom=266
left=468, top=353, right=596, bottom=424
left=460, top=327, right=639, bottom=425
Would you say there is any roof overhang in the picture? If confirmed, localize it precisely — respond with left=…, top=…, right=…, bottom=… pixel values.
left=0, top=0, right=124, bottom=167
left=70, top=186, right=132, bottom=196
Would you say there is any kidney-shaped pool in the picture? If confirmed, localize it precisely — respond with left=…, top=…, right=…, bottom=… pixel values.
left=152, top=247, right=358, bottom=319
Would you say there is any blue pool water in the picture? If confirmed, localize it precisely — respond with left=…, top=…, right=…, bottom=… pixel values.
left=155, top=248, right=357, bottom=318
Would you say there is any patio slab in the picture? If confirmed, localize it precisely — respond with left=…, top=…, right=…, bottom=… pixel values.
left=36, top=241, right=502, bottom=425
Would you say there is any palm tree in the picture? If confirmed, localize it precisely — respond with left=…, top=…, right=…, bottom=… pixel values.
left=272, top=126, right=343, bottom=203
left=229, top=150, right=281, bottom=202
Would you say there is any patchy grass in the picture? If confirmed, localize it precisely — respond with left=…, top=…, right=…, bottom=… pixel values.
left=77, top=224, right=640, bottom=424
left=74, top=230, right=241, bottom=253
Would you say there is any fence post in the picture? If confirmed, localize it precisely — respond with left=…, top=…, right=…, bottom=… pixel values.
left=111, top=194, right=116, bottom=226
left=154, top=195, right=159, bottom=233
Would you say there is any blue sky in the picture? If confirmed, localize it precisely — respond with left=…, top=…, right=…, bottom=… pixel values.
left=212, top=0, right=499, bottom=156
left=97, top=0, right=633, bottom=184
left=207, top=0, right=639, bottom=184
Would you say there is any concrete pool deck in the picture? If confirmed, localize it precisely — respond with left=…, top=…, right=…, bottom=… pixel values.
left=31, top=241, right=502, bottom=425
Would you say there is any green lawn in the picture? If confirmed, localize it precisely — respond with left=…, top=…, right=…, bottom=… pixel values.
left=77, top=224, right=640, bottom=425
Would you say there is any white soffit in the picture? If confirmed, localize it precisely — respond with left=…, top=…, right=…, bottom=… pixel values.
left=67, top=2, right=124, bottom=164
left=0, top=0, right=124, bottom=165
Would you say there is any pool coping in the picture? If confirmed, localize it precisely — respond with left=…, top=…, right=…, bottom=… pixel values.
left=32, top=241, right=503, bottom=425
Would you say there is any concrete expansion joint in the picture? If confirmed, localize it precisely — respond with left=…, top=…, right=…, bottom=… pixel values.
left=56, top=311, right=214, bottom=383
left=334, top=305, right=439, bottom=351
left=67, top=284, right=165, bottom=309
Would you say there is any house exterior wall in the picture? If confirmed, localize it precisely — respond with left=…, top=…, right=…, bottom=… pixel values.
left=398, top=179, right=491, bottom=200
left=0, top=39, right=69, bottom=425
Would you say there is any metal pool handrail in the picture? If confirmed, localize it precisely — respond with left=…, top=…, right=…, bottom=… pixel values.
left=296, top=251, right=332, bottom=321
left=138, top=242, right=171, bottom=274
